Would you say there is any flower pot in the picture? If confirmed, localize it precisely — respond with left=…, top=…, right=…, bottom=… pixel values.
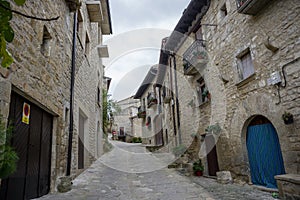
left=195, top=171, right=203, bottom=176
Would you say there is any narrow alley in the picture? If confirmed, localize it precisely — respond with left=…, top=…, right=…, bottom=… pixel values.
left=0, top=0, right=299, bottom=199
left=37, top=139, right=275, bottom=200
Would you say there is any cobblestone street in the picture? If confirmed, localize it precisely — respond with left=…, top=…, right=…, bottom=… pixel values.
left=37, top=141, right=276, bottom=200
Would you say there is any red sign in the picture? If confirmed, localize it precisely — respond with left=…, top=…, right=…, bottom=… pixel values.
left=22, top=103, right=30, bottom=124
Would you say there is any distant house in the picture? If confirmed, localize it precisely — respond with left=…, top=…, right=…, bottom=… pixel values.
left=134, top=65, right=164, bottom=148
left=113, top=96, right=142, bottom=142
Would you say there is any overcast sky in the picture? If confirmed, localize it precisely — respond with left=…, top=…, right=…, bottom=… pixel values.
left=103, top=0, right=190, bottom=101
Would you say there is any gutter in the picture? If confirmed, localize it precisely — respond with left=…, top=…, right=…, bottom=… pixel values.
left=66, top=8, right=78, bottom=176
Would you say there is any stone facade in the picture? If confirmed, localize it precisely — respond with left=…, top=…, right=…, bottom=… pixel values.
left=113, top=96, right=142, bottom=141
left=200, top=0, right=300, bottom=179
left=156, top=0, right=300, bottom=184
left=0, top=0, right=112, bottom=195
left=134, top=65, right=164, bottom=146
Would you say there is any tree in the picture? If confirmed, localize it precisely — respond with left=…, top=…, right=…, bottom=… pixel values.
left=0, top=0, right=25, bottom=68
left=102, top=89, right=121, bottom=132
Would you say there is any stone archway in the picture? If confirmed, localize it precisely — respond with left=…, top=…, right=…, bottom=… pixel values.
left=243, top=115, right=285, bottom=188
left=223, top=92, right=290, bottom=182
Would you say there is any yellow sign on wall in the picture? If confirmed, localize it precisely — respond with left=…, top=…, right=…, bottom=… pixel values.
left=22, top=103, right=30, bottom=124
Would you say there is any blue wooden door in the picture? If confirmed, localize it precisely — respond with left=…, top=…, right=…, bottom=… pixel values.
left=246, top=123, right=285, bottom=188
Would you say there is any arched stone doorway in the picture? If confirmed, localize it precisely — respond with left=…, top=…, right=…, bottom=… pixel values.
left=246, top=115, right=285, bottom=188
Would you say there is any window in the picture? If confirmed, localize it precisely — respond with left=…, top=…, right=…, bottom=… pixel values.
left=220, top=3, right=228, bottom=18
left=196, top=78, right=209, bottom=104
left=237, top=50, right=255, bottom=80
left=97, top=87, right=101, bottom=106
left=85, top=33, right=90, bottom=57
left=77, top=10, right=84, bottom=42
left=41, top=26, right=52, bottom=56
left=142, top=98, right=146, bottom=109
left=195, top=28, right=203, bottom=41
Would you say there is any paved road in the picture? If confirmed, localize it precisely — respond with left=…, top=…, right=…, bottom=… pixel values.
left=37, top=141, right=276, bottom=200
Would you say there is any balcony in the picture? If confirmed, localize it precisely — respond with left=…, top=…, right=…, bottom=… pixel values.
left=137, top=106, right=146, bottom=118
left=183, top=40, right=208, bottom=76
left=236, top=0, right=272, bottom=15
left=147, top=93, right=158, bottom=108
left=162, top=87, right=172, bottom=103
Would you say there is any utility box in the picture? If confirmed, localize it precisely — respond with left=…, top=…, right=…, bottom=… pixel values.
left=267, top=71, right=282, bottom=86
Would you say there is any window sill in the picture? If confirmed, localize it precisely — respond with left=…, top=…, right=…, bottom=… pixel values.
left=235, top=73, right=256, bottom=88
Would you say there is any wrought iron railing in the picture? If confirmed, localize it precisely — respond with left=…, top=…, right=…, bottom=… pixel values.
left=183, top=40, right=208, bottom=75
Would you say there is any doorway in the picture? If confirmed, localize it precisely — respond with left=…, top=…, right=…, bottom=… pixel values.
left=0, top=91, right=53, bottom=200
left=246, top=115, right=285, bottom=188
left=78, top=113, right=86, bottom=169
left=205, top=134, right=219, bottom=176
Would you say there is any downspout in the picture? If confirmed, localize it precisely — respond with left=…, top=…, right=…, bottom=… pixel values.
left=169, top=56, right=177, bottom=146
left=66, top=8, right=78, bottom=176
left=172, top=54, right=182, bottom=145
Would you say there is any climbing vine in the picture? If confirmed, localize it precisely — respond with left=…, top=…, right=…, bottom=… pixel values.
left=0, top=0, right=26, bottom=68
left=0, top=0, right=59, bottom=69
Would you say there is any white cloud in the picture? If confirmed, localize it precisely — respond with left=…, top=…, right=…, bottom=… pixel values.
left=103, top=0, right=190, bottom=100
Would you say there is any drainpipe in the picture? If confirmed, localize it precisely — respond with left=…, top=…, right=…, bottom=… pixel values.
left=169, top=56, right=177, bottom=146
left=172, top=54, right=182, bottom=145
left=66, top=8, right=78, bottom=176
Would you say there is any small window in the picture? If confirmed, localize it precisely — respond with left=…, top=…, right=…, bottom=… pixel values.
left=41, top=26, right=52, bottom=56
left=237, top=50, right=255, bottom=80
left=142, top=98, right=146, bottom=109
left=97, top=87, right=101, bottom=106
left=195, top=28, right=203, bottom=41
left=64, top=107, right=69, bottom=123
left=77, top=11, right=84, bottom=42
left=196, top=78, right=210, bottom=104
left=85, top=33, right=90, bottom=57
left=220, top=3, right=228, bottom=18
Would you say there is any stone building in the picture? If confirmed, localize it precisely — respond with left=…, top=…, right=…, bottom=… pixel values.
left=134, top=65, right=164, bottom=147
left=161, top=0, right=299, bottom=189
left=113, top=96, right=142, bottom=142
left=0, top=0, right=112, bottom=199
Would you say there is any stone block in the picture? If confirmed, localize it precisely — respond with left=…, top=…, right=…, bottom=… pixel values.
left=216, top=171, right=233, bottom=184
left=57, top=176, right=73, bottom=193
left=275, top=174, right=300, bottom=200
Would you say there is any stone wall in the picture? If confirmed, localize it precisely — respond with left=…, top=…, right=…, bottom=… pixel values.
left=200, top=0, right=300, bottom=179
left=0, top=0, right=108, bottom=192
left=114, top=97, right=141, bottom=138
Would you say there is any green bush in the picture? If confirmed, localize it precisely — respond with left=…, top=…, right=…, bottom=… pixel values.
left=137, top=137, right=142, bottom=143
left=132, top=137, right=142, bottom=143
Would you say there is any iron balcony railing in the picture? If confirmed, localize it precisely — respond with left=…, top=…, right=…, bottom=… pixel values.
left=137, top=106, right=146, bottom=118
left=147, top=92, right=158, bottom=108
left=236, top=0, right=272, bottom=15
left=183, top=40, right=208, bottom=76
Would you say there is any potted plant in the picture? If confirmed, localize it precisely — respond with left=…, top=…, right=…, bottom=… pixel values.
left=193, top=159, right=204, bottom=176
left=282, top=111, right=294, bottom=125
left=202, top=89, right=211, bottom=101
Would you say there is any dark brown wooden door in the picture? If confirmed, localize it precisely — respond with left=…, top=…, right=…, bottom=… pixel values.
left=205, top=134, right=219, bottom=176
left=0, top=91, right=53, bottom=200
left=78, top=114, right=85, bottom=169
